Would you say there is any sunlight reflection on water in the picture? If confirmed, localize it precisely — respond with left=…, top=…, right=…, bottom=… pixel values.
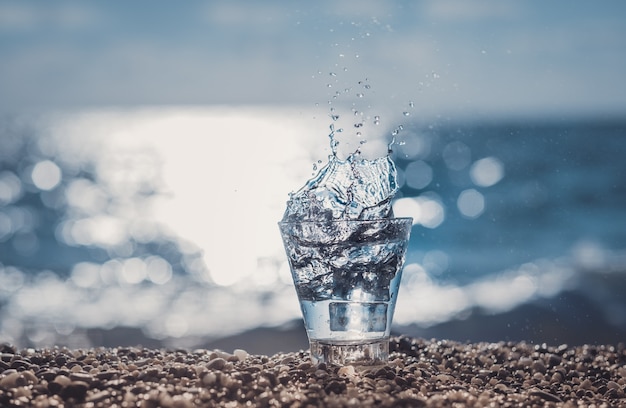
left=48, top=106, right=327, bottom=287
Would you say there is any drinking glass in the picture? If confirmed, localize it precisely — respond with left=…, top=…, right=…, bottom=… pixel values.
left=279, top=218, right=412, bottom=365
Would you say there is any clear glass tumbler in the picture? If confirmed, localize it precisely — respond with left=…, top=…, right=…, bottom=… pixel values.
left=278, top=218, right=412, bottom=366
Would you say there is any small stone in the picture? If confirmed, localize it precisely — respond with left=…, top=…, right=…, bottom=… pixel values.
left=395, top=376, right=408, bottom=388
left=61, top=381, right=89, bottom=401
left=233, top=349, right=248, bottom=361
left=202, top=372, right=217, bottom=386
left=297, top=361, right=311, bottom=371
left=206, top=358, right=226, bottom=370
left=314, top=369, right=328, bottom=379
left=530, top=389, right=562, bottom=403
left=579, top=378, right=593, bottom=390
left=10, top=359, right=31, bottom=370
left=54, top=355, right=68, bottom=367
left=470, top=377, right=484, bottom=386
left=550, top=372, right=564, bottom=383
left=531, top=360, right=546, bottom=374
left=263, top=371, right=278, bottom=386
left=0, top=372, right=25, bottom=388
left=212, top=351, right=233, bottom=360
left=54, top=375, right=72, bottom=387
left=13, top=386, right=32, bottom=399
left=338, top=365, right=356, bottom=377
left=607, top=380, right=620, bottom=390
left=546, top=353, right=561, bottom=366
left=325, top=380, right=346, bottom=394
left=96, top=371, right=117, bottom=381
left=0, top=344, right=16, bottom=354
left=70, top=372, right=93, bottom=384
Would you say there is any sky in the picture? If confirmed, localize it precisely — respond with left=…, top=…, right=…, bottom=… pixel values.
left=1, top=0, right=626, bottom=118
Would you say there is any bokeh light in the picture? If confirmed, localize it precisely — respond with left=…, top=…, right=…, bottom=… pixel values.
left=457, top=188, right=485, bottom=219
left=470, top=156, right=504, bottom=187
left=31, top=160, right=62, bottom=191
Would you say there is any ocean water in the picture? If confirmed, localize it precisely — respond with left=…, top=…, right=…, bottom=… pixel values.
left=1, top=108, right=625, bottom=349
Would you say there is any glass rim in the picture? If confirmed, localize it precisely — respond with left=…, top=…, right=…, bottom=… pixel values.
left=278, top=217, right=413, bottom=226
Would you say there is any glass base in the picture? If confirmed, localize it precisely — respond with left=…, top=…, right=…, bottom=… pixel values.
left=309, top=338, right=389, bottom=366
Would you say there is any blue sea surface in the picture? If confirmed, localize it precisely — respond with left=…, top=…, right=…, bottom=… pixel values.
left=1, top=110, right=625, bottom=350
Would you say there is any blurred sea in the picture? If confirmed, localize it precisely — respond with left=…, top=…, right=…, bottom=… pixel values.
left=1, top=107, right=625, bottom=353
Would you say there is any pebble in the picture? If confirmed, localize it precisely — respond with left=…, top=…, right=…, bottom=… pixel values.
left=205, top=357, right=226, bottom=370
left=0, top=338, right=624, bottom=407
left=233, top=349, right=249, bottom=361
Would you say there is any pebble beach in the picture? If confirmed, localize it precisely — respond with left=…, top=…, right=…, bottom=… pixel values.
left=1, top=337, right=625, bottom=407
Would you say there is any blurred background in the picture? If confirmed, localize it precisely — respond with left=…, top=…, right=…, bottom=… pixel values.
left=1, top=0, right=625, bottom=353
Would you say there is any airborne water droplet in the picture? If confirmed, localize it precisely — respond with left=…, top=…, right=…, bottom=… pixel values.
left=356, top=93, right=364, bottom=98
left=409, top=101, right=414, bottom=108
left=403, top=112, right=410, bottom=116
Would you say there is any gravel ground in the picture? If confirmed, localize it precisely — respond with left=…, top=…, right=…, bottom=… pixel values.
left=1, top=337, right=625, bottom=407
